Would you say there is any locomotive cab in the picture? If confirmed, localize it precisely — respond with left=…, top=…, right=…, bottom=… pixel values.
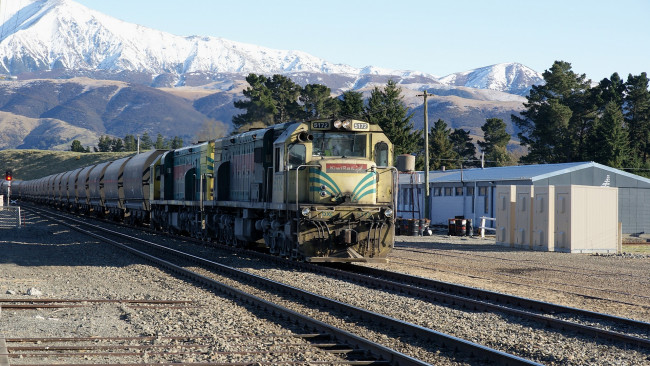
left=268, top=118, right=396, bottom=262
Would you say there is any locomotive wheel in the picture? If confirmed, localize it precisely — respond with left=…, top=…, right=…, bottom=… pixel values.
left=269, top=232, right=282, bottom=255
left=279, top=234, right=292, bottom=258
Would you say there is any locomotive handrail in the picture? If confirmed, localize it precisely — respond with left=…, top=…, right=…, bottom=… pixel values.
left=378, top=166, right=399, bottom=221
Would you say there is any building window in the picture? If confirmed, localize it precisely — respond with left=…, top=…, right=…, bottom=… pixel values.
left=466, top=187, right=474, bottom=196
left=444, top=187, right=453, bottom=196
left=434, top=187, right=441, bottom=196
left=478, top=187, right=487, bottom=196
left=484, top=195, right=490, bottom=213
left=455, top=187, right=463, bottom=196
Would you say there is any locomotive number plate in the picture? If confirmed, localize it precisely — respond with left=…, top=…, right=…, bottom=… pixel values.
left=312, top=121, right=330, bottom=130
left=352, top=122, right=369, bottom=131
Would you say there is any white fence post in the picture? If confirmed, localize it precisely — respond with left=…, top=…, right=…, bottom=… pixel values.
left=479, top=216, right=496, bottom=238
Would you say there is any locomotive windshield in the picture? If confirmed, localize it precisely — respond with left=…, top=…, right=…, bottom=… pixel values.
left=312, top=133, right=366, bottom=157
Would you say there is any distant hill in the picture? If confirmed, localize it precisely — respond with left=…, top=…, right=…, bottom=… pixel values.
left=0, top=78, right=217, bottom=150
left=0, top=149, right=135, bottom=180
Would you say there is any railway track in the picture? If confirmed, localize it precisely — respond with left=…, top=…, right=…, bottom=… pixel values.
left=28, top=206, right=544, bottom=365
left=390, top=246, right=650, bottom=309
left=24, top=206, right=650, bottom=364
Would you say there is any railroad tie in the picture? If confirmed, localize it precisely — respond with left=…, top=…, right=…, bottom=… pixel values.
left=0, top=334, right=9, bottom=366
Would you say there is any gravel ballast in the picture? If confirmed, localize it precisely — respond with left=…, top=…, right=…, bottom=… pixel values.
left=2, top=213, right=650, bottom=365
left=0, top=215, right=345, bottom=365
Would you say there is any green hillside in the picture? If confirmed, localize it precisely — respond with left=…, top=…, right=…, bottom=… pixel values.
left=0, top=149, right=136, bottom=181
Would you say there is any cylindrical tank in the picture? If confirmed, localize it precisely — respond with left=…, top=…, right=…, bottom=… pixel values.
left=455, top=218, right=467, bottom=236
left=396, top=154, right=415, bottom=172
left=448, top=218, right=455, bottom=235
left=411, top=219, right=420, bottom=236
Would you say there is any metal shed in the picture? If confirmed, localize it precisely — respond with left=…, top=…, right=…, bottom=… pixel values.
left=397, top=162, right=650, bottom=234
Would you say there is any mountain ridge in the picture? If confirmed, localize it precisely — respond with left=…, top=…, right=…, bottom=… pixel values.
left=0, top=0, right=543, bottom=94
left=0, top=0, right=543, bottom=151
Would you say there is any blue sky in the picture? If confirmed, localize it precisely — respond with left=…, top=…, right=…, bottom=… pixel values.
left=76, top=0, right=649, bottom=82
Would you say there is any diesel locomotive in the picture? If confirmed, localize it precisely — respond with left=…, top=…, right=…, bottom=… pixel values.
left=19, top=118, right=397, bottom=262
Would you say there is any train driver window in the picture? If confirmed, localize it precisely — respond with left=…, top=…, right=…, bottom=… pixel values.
left=287, top=144, right=306, bottom=169
left=312, top=133, right=366, bottom=157
left=374, top=142, right=389, bottom=167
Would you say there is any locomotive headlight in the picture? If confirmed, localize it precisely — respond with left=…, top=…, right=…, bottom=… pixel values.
left=333, top=120, right=342, bottom=129
left=301, top=207, right=311, bottom=217
left=383, top=208, right=394, bottom=218
left=341, top=120, right=351, bottom=129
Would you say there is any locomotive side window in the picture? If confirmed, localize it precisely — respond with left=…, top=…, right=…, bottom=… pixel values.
left=274, top=147, right=282, bottom=172
left=287, top=144, right=306, bottom=169
left=312, top=133, right=366, bottom=157
left=375, top=142, right=389, bottom=167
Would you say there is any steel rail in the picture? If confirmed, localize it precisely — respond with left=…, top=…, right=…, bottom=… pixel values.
left=336, top=264, right=650, bottom=331
left=34, top=207, right=541, bottom=366
left=31, top=209, right=430, bottom=366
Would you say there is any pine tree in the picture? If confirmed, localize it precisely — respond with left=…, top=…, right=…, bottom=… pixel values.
left=155, top=133, right=166, bottom=149
left=97, top=135, right=113, bottom=152
left=111, top=138, right=124, bottom=152
left=591, top=101, right=629, bottom=168
left=70, top=139, right=85, bottom=152
left=450, top=129, right=477, bottom=166
left=338, top=90, right=365, bottom=119
left=300, top=84, right=339, bottom=119
left=366, top=80, right=422, bottom=165
left=479, top=118, right=512, bottom=166
left=266, top=74, right=302, bottom=123
left=512, top=61, right=593, bottom=163
left=429, top=119, right=458, bottom=169
left=624, top=73, right=650, bottom=164
left=140, top=132, right=153, bottom=150
left=171, top=136, right=183, bottom=149
left=123, top=135, right=137, bottom=151
left=232, top=74, right=276, bottom=128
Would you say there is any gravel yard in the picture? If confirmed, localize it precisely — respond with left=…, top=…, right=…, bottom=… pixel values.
left=0, top=215, right=345, bottom=365
left=2, top=214, right=650, bottom=365
left=378, top=233, right=650, bottom=323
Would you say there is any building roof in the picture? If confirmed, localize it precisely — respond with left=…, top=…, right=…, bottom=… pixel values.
left=399, top=162, right=650, bottom=185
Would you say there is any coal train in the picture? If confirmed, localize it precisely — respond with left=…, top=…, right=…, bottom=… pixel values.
left=17, top=118, right=397, bottom=262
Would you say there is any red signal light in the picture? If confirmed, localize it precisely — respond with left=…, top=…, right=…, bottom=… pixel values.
left=5, top=170, right=12, bottom=181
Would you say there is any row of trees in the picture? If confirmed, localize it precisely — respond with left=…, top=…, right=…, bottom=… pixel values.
left=70, top=133, right=184, bottom=153
left=232, top=73, right=379, bottom=132
left=428, top=117, right=512, bottom=169
left=513, top=61, right=650, bottom=171
left=232, top=74, right=511, bottom=170
left=69, top=61, right=648, bottom=172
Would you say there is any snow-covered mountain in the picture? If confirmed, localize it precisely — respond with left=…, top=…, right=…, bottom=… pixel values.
left=0, top=0, right=543, bottom=95
left=438, top=63, right=543, bottom=95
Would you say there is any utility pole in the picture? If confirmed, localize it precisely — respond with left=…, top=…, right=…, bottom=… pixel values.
left=417, top=91, right=431, bottom=221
